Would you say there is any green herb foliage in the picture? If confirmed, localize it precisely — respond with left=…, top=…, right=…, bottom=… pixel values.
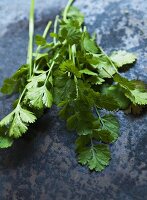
left=0, top=0, right=147, bottom=172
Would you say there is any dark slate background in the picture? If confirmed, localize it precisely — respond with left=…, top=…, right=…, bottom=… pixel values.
left=0, top=0, right=147, bottom=199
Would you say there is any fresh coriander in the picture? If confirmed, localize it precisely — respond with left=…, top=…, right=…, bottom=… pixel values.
left=0, top=0, right=147, bottom=172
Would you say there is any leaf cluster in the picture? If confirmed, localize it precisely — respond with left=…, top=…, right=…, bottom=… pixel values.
left=0, top=0, right=146, bottom=171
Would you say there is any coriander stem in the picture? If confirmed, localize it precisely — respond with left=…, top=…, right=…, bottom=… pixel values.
left=68, top=45, right=72, bottom=76
left=90, top=136, right=96, bottom=159
left=44, top=52, right=59, bottom=85
left=53, top=16, right=59, bottom=45
left=63, top=0, right=74, bottom=21
left=27, top=0, right=35, bottom=77
left=95, top=106, right=104, bottom=127
left=83, top=26, right=87, bottom=32
left=43, top=21, right=52, bottom=38
left=71, top=45, right=79, bottom=98
left=72, top=44, right=76, bottom=64
left=34, top=21, right=52, bottom=72
left=69, top=45, right=72, bottom=60
left=44, top=61, right=55, bottom=85
left=17, top=88, right=27, bottom=105
left=74, top=75, right=79, bottom=98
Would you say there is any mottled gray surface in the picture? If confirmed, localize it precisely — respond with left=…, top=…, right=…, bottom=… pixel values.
left=0, top=0, right=147, bottom=200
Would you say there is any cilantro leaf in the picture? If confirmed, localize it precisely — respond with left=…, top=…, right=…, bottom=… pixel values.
left=75, top=135, right=90, bottom=151
left=35, top=35, right=47, bottom=46
left=77, top=144, right=111, bottom=171
left=87, top=76, right=105, bottom=85
left=96, top=94, right=120, bottom=111
left=60, top=60, right=81, bottom=78
left=114, top=74, right=147, bottom=105
left=0, top=105, right=36, bottom=138
left=53, top=73, right=76, bottom=104
left=1, top=65, right=28, bottom=95
left=0, top=0, right=146, bottom=173
left=101, top=84, right=130, bottom=109
left=26, top=86, right=53, bottom=109
left=0, top=136, right=13, bottom=148
left=90, top=55, right=116, bottom=78
left=100, top=114, right=119, bottom=142
left=83, top=34, right=99, bottom=54
left=66, top=6, right=84, bottom=25
left=80, top=69, right=98, bottom=76
left=110, top=50, right=137, bottom=68
left=93, top=130, right=116, bottom=144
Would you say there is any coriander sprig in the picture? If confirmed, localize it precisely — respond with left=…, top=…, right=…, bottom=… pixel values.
left=0, top=0, right=147, bottom=172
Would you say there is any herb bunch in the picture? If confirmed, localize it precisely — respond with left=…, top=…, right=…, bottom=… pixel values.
left=0, top=0, right=147, bottom=172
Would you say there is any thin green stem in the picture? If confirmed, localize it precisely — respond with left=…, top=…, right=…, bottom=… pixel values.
left=90, top=136, right=96, bottom=159
left=16, top=0, right=35, bottom=107
left=63, top=0, right=74, bottom=21
left=44, top=52, right=59, bottom=85
left=43, top=21, right=52, bottom=38
left=53, top=16, right=59, bottom=45
left=44, top=61, right=55, bottom=85
left=27, top=0, right=35, bottom=77
left=34, top=21, right=52, bottom=72
left=72, top=44, right=76, bottom=64
left=74, top=75, right=79, bottom=98
left=17, top=88, right=27, bottom=105
left=71, top=45, right=79, bottom=99
left=69, top=45, right=72, bottom=60
left=95, top=106, right=104, bottom=127
left=83, top=26, right=87, bottom=32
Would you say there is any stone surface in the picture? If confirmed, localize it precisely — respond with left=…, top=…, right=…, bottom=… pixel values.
left=0, top=0, right=147, bottom=200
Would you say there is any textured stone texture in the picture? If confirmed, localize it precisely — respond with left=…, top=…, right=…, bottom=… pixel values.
left=0, top=0, right=147, bottom=200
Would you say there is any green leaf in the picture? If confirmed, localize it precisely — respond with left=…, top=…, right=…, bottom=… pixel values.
left=53, top=73, right=76, bottom=104
left=35, top=34, right=47, bottom=46
left=0, top=106, right=36, bottom=138
left=125, top=89, right=147, bottom=105
left=96, top=94, right=120, bottom=111
left=1, top=65, right=28, bottom=95
left=83, top=35, right=98, bottom=54
left=0, top=112, right=14, bottom=126
left=110, top=50, right=137, bottom=68
left=90, top=55, right=116, bottom=78
left=66, top=6, right=84, bottom=25
left=75, top=135, right=90, bottom=151
left=50, top=32, right=58, bottom=38
left=58, top=100, right=72, bottom=119
left=114, top=74, right=147, bottom=105
left=87, top=76, right=105, bottom=85
left=0, top=136, right=13, bottom=148
left=26, top=86, right=53, bottom=108
left=60, top=27, right=81, bottom=45
left=100, top=114, right=119, bottom=142
left=60, top=60, right=81, bottom=78
left=33, top=53, right=48, bottom=61
left=76, top=112, right=95, bottom=135
left=67, top=113, right=78, bottom=131
left=93, top=130, right=116, bottom=144
left=42, top=87, right=53, bottom=108
left=77, top=144, right=111, bottom=171
left=101, top=84, right=130, bottom=109
left=9, top=114, right=28, bottom=138
left=80, top=69, right=98, bottom=76
left=19, top=107, right=37, bottom=123
left=26, top=73, right=46, bottom=90
left=114, top=74, right=135, bottom=90
left=0, top=78, right=16, bottom=95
